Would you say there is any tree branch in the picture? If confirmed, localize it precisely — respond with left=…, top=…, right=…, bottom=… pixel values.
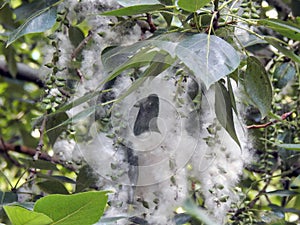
left=0, top=59, right=44, bottom=88
left=0, top=141, right=76, bottom=171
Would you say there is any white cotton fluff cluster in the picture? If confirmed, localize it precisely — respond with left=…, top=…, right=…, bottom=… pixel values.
left=190, top=85, right=252, bottom=223
left=48, top=0, right=253, bottom=224
left=75, top=73, right=195, bottom=224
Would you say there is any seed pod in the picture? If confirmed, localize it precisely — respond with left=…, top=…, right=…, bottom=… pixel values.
left=242, top=13, right=250, bottom=18
left=56, top=81, right=65, bottom=87
left=240, top=3, right=248, bottom=8
left=232, top=8, right=239, bottom=13
left=42, top=98, right=51, bottom=104
left=251, top=6, right=257, bottom=13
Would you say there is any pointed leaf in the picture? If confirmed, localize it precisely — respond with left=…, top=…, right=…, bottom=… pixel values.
left=178, top=0, right=211, bottom=12
left=215, top=81, right=240, bottom=147
left=290, top=175, right=300, bottom=189
left=273, top=62, right=296, bottom=88
left=0, top=4, right=16, bottom=30
left=227, top=77, right=238, bottom=115
left=265, top=37, right=300, bottom=64
left=3, top=45, right=17, bottom=78
left=0, top=191, right=17, bottom=204
left=183, top=198, right=218, bottom=225
left=176, top=34, right=240, bottom=88
left=75, top=165, right=98, bottom=193
left=37, top=174, right=76, bottom=184
left=7, top=6, right=57, bottom=46
left=34, top=191, right=108, bottom=225
left=19, top=158, right=58, bottom=171
left=14, top=0, right=60, bottom=22
left=244, top=56, right=272, bottom=118
left=37, top=180, right=69, bottom=194
left=265, top=190, right=299, bottom=197
left=174, top=213, right=191, bottom=225
left=101, top=35, right=179, bottom=75
left=45, top=112, right=69, bottom=146
left=101, top=4, right=165, bottom=16
left=117, top=0, right=161, bottom=6
left=68, top=26, right=85, bottom=47
left=99, top=216, right=128, bottom=223
left=278, top=144, right=300, bottom=151
left=4, top=205, right=53, bottom=225
left=46, top=106, right=96, bottom=133
left=113, top=52, right=174, bottom=105
left=258, top=19, right=300, bottom=41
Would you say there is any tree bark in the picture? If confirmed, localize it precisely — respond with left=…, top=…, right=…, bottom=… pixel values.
left=0, top=59, right=44, bottom=87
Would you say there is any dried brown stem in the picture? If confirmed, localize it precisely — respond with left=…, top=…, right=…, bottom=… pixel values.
left=247, top=111, right=292, bottom=129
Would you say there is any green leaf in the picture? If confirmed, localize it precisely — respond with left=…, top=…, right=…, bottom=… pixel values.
left=264, top=37, right=300, bottom=64
left=0, top=191, right=18, bottom=204
left=273, top=62, right=296, bottom=88
left=0, top=0, right=9, bottom=10
left=176, top=34, right=240, bottom=88
left=75, top=165, right=98, bottom=193
left=0, top=4, right=16, bottom=30
left=6, top=5, right=57, bottom=46
left=292, top=195, right=300, bottom=213
left=46, top=106, right=96, bottom=133
left=57, top=90, right=102, bottom=113
left=290, top=175, right=300, bottom=189
left=265, top=190, right=299, bottom=197
left=174, top=213, right=192, bottom=225
left=3, top=45, right=17, bottom=78
left=244, top=56, right=272, bottom=118
left=102, top=46, right=175, bottom=88
left=178, top=0, right=211, bottom=12
left=258, top=19, right=300, bottom=41
left=102, top=34, right=180, bottom=75
left=215, top=81, right=240, bottom=147
left=34, top=90, right=102, bottom=131
left=19, top=158, right=58, bottom=171
left=269, top=204, right=300, bottom=215
left=68, top=26, right=85, bottom=47
left=227, top=76, right=238, bottom=115
left=278, top=144, right=300, bottom=151
left=37, top=174, right=76, bottom=184
left=117, top=0, right=161, bottom=6
left=34, top=191, right=108, bottom=225
left=45, top=112, right=69, bottom=146
left=4, top=205, right=53, bottom=225
left=102, top=47, right=159, bottom=82
left=37, top=180, right=69, bottom=194
left=101, top=4, right=165, bottom=16
left=14, top=0, right=60, bottom=22
left=183, top=198, right=218, bottom=225
left=99, top=216, right=128, bottom=223
left=114, top=52, right=174, bottom=104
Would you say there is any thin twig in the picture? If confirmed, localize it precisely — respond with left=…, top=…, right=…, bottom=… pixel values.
left=71, top=30, right=94, bottom=60
left=247, top=111, right=293, bottom=129
left=0, top=137, right=21, bottom=167
left=76, top=68, right=84, bottom=83
left=0, top=141, right=77, bottom=171
left=146, top=13, right=157, bottom=33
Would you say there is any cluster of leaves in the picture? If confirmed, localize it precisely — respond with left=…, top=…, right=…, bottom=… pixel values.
left=4, top=191, right=108, bottom=225
left=0, top=0, right=299, bottom=224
